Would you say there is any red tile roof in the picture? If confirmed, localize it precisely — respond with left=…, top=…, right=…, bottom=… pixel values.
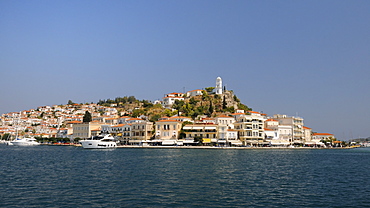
left=266, top=119, right=278, bottom=122
left=156, top=120, right=181, bottom=123
left=313, top=133, right=334, bottom=136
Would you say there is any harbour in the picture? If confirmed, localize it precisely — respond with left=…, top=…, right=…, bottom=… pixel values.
left=1, top=145, right=369, bottom=207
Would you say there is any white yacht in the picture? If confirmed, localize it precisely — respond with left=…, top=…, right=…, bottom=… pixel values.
left=11, top=137, right=40, bottom=146
left=80, top=134, right=117, bottom=149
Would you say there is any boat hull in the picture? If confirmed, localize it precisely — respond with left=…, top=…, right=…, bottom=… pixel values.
left=80, top=140, right=117, bottom=149
left=11, top=141, right=40, bottom=146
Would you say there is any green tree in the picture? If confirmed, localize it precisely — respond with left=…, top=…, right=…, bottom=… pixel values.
left=83, top=111, right=92, bottom=122
left=173, top=100, right=185, bottom=113
left=222, top=95, right=227, bottom=109
left=150, top=114, right=162, bottom=122
left=224, top=106, right=235, bottom=113
left=189, top=97, right=198, bottom=105
left=142, top=100, right=153, bottom=108
left=208, top=101, right=214, bottom=116
left=205, top=87, right=215, bottom=93
left=237, top=103, right=252, bottom=112
left=128, top=96, right=137, bottom=103
left=233, top=95, right=240, bottom=102
left=1, top=133, right=11, bottom=140
left=183, top=103, right=194, bottom=117
left=163, top=108, right=176, bottom=117
left=202, top=91, right=209, bottom=101
left=132, top=109, right=145, bottom=118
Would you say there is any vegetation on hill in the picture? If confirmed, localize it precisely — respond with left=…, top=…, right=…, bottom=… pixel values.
left=94, top=90, right=252, bottom=122
left=97, top=96, right=138, bottom=107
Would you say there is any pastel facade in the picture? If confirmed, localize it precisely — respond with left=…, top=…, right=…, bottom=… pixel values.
left=217, top=124, right=228, bottom=140
left=234, top=112, right=266, bottom=146
left=215, top=115, right=235, bottom=126
left=278, top=125, right=292, bottom=141
left=118, top=116, right=133, bottom=124
left=182, top=124, right=219, bottom=144
left=73, top=122, right=103, bottom=139
left=121, top=124, right=132, bottom=144
left=273, top=114, right=304, bottom=143
left=131, top=121, right=154, bottom=141
left=303, top=126, right=312, bottom=141
left=265, top=119, right=279, bottom=130
left=155, top=119, right=182, bottom=140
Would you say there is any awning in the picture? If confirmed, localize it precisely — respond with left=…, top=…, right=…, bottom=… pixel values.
left=205, top=126, right=216, bottom=130
left=183, top=126, right=192, bottom=130
left=129, top=140, right=141, bottom=143
left=203, top=138, right=211, bottom=143
left=246, top=140, right=259, bottom=144
left=304, top=141, right=316, bottom=145
left=150, top=140, right=162, bottom=142
left=192, top=127, right=203, bottom=130
left=162, top=140, right=176, bottom=145
left=143, top=140, right=162, bottom=143
left=270, top=140, right=290, bottom=145
left=183, top=140, right=197, bottom=143
left=230, top=141, right=243, bottom=145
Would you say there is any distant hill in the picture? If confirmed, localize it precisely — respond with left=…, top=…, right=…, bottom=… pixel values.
left=349, top=137, right=370, bottom=143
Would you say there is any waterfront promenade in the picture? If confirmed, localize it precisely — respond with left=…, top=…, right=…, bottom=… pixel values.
left=47, top=142, right=356, bottom=149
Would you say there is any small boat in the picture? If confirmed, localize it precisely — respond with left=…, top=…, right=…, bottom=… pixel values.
left=11, top=137, right=40, bottom=146
left=80, top=134, right=117, bottom=149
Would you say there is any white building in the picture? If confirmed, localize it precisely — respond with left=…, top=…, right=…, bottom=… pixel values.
left=214, top=115, right=235, bottom=126
left=162, top=95, right=184, bottom=108
left=215, top=77, right=223, bottom=94
left=273, top=114, right=304, bottom=144
left=186, top=89, right=203, bottom=97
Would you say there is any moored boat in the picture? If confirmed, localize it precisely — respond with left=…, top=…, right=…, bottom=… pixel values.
left=11, top=137, right=40, bottom=146
left=80, top=134, right=117, bottom=149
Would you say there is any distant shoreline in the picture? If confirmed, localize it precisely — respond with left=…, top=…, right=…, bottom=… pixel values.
left=114, top=145, right=356, bottom=150
left=4, top=142, right=356, bottom=149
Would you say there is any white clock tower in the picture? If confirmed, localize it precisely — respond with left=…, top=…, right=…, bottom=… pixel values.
left=215, top=77, right=223, bottom=95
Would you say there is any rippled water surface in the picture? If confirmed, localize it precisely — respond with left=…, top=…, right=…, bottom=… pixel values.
left=1, top=146, right=369, bottom=207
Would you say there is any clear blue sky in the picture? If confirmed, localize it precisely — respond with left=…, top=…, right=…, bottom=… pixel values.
left=1, top=0, right=369, bottom=140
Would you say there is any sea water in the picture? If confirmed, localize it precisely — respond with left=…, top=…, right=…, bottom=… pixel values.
left=0, top=145, right=369, bottom=207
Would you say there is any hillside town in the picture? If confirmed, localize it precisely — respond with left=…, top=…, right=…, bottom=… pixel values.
left=1, top=77, right=341, bottom=147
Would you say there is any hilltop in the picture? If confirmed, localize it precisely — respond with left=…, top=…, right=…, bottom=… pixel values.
left=94, top=89, right=251, bottom=122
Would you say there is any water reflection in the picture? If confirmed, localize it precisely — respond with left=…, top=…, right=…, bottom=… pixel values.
left=1, top=146, right=370, bottom=207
